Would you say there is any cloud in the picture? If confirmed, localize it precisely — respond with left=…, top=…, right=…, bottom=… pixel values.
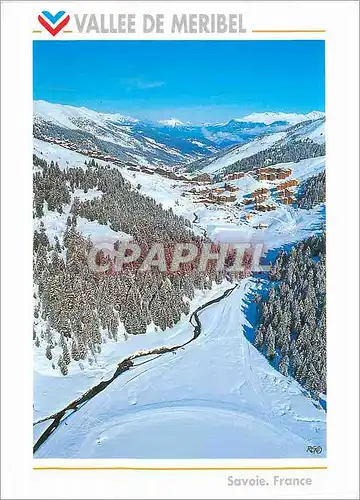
left=121, top=77, right=165, bottom=91
left=136, top=80, right=165, bottom=89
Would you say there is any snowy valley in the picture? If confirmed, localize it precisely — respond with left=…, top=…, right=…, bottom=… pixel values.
left=33, top=101, right=326, bottom=459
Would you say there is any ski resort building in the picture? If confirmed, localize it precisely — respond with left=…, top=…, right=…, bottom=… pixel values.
left=276, top=179, right=299, bottom=191
left=224, top=183, right=240, bottom=192
left=282, top=197, right=295, bottom=205
left=224, top=172, right=245, bottom=181
left=256, top=167, right=292, bottom=181
left=192, top=173, right=212, bottom=184
left=254, top=203, right=277, bottom=212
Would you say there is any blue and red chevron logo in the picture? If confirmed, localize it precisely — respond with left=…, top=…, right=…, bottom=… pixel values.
left=38, top=11, right=70, bottom=36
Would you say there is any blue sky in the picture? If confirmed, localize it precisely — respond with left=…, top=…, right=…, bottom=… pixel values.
left=33, top=40, right=325, bottom=123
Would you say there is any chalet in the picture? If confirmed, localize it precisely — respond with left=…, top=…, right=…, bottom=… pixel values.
left=278, top=188, right=293, bottom=198
left=215, top=194, right=236, bottom=203
left=193, top=173, right=212, bottom=184
left=256, top=167, right=271, bottom=174
left=243, top=198, right=253, bottom=205
left=254, top=203, right=276, bottom=212
left=253, top=188, right=269, bottom=196
left=277, top=179, right=299, bottom=191
left=224, top=183, right=239, bottom=192
left=257, top=166, right=292, bottom=181
left=224, top=172, right=244, bottom=181
left=253, top=194, right=267, bottom=203
left=276, top=168, right=292, bottom=180
left=282, top=197, right=295, bottom=205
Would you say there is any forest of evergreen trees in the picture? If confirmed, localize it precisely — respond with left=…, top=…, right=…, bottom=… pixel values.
left=298, top=171, right=326, bottom=209
left=33, top=155, right=71, bottom=216
left=254, top=233, right=326, bottom=398
left=34, top=152, right=327, bottom=384
left=33, top=155, right=234, bottom=375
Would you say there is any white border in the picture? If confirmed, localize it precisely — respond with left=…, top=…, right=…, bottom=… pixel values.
left=1, top=1, right=359, bottom=499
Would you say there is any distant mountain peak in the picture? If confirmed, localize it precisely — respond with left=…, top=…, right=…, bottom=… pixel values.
left=158, top=118, right=187, bottom=127
left=233, top=111, right=325, bottom=126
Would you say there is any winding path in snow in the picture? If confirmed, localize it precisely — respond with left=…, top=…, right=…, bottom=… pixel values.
left=33, top=283, right=238, bottom=454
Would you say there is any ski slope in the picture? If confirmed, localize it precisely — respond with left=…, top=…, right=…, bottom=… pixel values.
left=200, top=131, right=287, bottom=174
left=34, top=279, right=326, bottom=459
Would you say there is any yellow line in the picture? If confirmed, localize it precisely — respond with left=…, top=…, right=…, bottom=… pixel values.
left=63, top=31, right=73, bottom=33
left=252, top=30, right=326, bottom=33
left=32, top=30, right=42, bottom=33
left=33, top=466, right=328, bottom=471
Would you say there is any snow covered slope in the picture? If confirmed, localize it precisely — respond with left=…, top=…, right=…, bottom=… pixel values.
left=199, top=131, right=288, bottom=174
left=34, top=279, right=326, bottom=459
left=187, top=117, right=325, bottom=175
left=34, top=101, right=193, bottom=167
left=35, top=100, right=138, bottom=129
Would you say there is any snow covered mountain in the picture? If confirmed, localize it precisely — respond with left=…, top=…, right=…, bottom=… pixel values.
left=158, top=118, right=187, bottom=127
left=34, top=100, right=205, bottom=167
left=34, top=101, right=324, bottom=169
left=235, top=110, right=325, bottom=125
left=186, top=116, right=325, bottom=175
left=33, top=101, right=265, bottom=166
left=34, top=100, right=139, bottom=128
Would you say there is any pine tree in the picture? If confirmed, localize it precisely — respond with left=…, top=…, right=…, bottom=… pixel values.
left=254, top=326, right=264, bottom=349
left=57, top=355, right=68, bottom=376
left=279, top=354, right=289, bottom=376
left=45, top=345, right=52, bottom=360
